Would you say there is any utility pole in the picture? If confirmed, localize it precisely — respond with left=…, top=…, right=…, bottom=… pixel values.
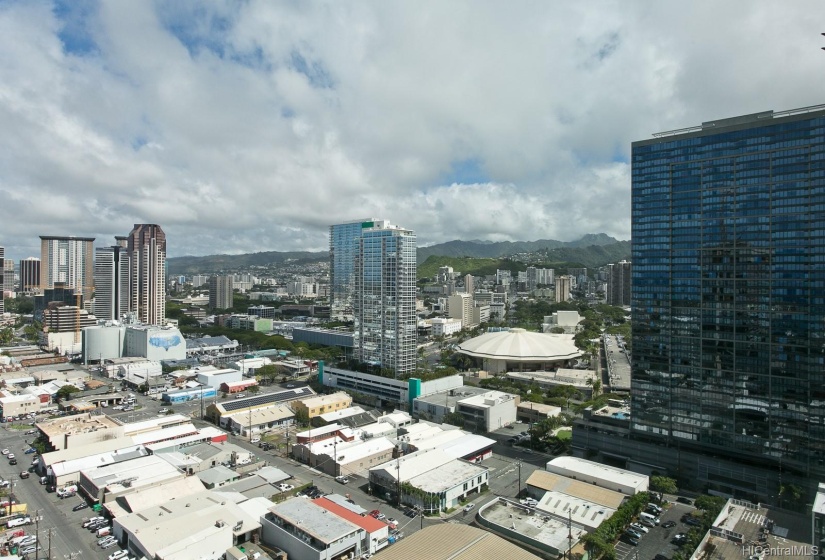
left=517, top=462, right=522, bottom=497
left=566, top=510, right=572, bottom=560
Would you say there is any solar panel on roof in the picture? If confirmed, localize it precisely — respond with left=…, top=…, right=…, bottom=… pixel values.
left=220, top=387, right=314, bottom=412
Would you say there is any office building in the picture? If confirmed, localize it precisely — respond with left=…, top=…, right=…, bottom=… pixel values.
left=554, top=275, right=572, bottom=302
left=93, top=245, right=131, bottom=321
left=447, top=292, right=475, bottom=329
left=127, top=224, right=166, bottom=325
left=208, top=275, right=233, bottom=310
left=329, top=218, right=379, bottom=320
left=464, top=273, right=474, bottom=295
left=628, top=105, right=825, bottom=500
left=606, top=260, right=631, bottom=306
left=40, top=235, right=95, bottom=301
left=191, top=274, right=209, bottom=288
left=19, top=257, right=40, bottom=293
left=2, top=259, right=12, bottom=295
left=352, top=221, right=417, bottom=376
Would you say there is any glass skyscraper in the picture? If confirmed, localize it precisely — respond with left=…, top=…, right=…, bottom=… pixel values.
left=631, top=106, right=825, bottom=493
left=351, top=220, right=417, bottom=377
left=329, top=218, right=380, bottom=321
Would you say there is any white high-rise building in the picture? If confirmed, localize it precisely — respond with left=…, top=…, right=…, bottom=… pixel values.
left=352, top=220, right=417, bottom=377
left=448, top=292, right=476, bottom=329
left=93, top=245, right=131, bottom=321
left=40, top=235, right=95, bottom=302
left=127, top=224, right=166, bottom=325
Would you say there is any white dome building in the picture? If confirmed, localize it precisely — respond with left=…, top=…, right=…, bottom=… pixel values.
left=457, top=328, right=582, bottom=374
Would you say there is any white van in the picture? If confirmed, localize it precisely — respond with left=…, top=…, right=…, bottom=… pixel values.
left=640, top=512, right=660, bottom=526
left=250, top=437, right=261, bottom=444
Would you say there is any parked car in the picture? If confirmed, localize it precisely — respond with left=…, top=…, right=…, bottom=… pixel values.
left=369, top=510, right=381, bottom=518
left=108, top=550, right=129, bottom=560
left=622, top=535, right=640, bottom=546
left=158, top=408, right=168, bottom=414
left=19, top=471, right=29, bottom=479
left=83, top=516, right=105, bottom=528
left=19, top=536, right=37, bottom=546
left=335, top=476, right=349, bottom=484
left=661, top=520, right=677, bottom=528
left=102, top=540, right=118, bottom=549
left=625, top=528, right=642, bottom=539
left=98, top=536, right=116, bottom=547
left=684, top=516, right=702, bottom=527
left=24, top=448, right=36, bottom=454
left=676, top=497, right=693, bottom=505
left=73, top=503, right=89, bottom=511
left=629, top=522, right=649, bottom=534
left=276, top=483, right=294, bottom=492
left=7, top=453, right=15, bottom=460
left=672, top=533, right=688, bottom=545
left=386, top=517, right=398, bottom=528
left=463, top=503, right=475, bottom=512
left=9, top=458, right=16, bottom=465
left=19, top=545, right=38, bottom=555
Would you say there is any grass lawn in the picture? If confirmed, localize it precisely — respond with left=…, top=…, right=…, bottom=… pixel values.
left=556, top=429, right=572, bottom=440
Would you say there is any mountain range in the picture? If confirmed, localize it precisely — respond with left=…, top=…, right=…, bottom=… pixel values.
left=167, top=233, right=629, bottom=276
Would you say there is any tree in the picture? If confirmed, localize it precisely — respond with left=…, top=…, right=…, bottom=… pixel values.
left=442, top=411, right=465, bottom=428
left=0, top=327, right=14, bottom=345
left=650, top=475, right=678, bottom=495
left=248, top=385, right=260, bottom=395
left=295, top=408, right=310, bottom=427
left=56, top=385, right=80, bottom=400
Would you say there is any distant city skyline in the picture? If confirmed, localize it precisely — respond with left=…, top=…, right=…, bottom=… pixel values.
left=0, top=3, right=823, bottom=260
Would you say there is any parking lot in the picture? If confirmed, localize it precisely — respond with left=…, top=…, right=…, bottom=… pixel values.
left=614, top=501, right=697, bottom=560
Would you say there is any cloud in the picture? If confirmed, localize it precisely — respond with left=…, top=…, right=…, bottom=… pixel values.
left=0, top=0, right=823, bottom=260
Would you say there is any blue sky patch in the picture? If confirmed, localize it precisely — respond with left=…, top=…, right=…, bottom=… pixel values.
left=289, top=50, right=334, bottom=89
left=439, top=158, right=489, bottom=185
left=53, top=0, right=99, bottom=56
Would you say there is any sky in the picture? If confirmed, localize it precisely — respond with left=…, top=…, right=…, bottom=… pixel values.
left=1, top=1, right=824, bottom=260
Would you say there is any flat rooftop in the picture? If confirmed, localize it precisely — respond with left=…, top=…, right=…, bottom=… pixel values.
left=409, top=459, right=487, bottom=493
left=699, top=500, right=813, bottom=560
left=525, top=470, right=625, bottom=509
left=507, top=369, right=596, bottom=387
left=480, top=499, right=584, bottom=557
left=373, top=523, right=542, bottom=560
left=269, top=498, right=361, bottom=545
left=547, top=456, right=648, bottom=490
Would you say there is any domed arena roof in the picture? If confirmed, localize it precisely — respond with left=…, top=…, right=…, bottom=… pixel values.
left=457, top=328, right=582, bottom=362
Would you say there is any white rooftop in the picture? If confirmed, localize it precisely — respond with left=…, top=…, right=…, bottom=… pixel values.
left=319, top=406, right=366, bottom=423
left=409, top=459, right=487, bottom=493
left=130, top=423, right=198, bottom=446
left=547, top=456, right=648, bottom=490
left=458, top=329, right=582, bottom=361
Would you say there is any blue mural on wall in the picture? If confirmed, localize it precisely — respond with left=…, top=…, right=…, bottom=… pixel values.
left=149, top=333, right=182, bottom=351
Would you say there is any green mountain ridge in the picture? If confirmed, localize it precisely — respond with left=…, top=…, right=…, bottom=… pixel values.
left=167, top=234, right=630, bottom=276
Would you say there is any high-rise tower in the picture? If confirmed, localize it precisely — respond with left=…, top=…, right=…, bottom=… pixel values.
left=352, top=220, right=417, bottom=376
left=0, top=246, right=4, bottom=314
left=127, top=224, right=166, bottom=325
left=208, top=275, right=234, bottom=310
left=93, top=245, right=131, bottom=321
left=329, top=219, right=380, bottom=321
left=630, top=105, right=825, bottom=499
left=606, top=260, right=631, bottom=306
left=40, top=236, right=95, bottom=302
left=20, top=258, right=41, bottom=294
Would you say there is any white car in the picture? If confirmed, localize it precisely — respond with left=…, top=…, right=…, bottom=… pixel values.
left=108, top=550, right=129, bottom=560
left=463, top=503, right=475, bottom=512
left=630, top=522, right=649, bottom=534
left=277, top=483, right=294, bottom=492
left=102, top=540, right=118, bottom=549
left=158, top=408, right=168, bottom=414
left=7, top=516, right=31, bottom=528
left=98, top=536, right=116, bottom=546
left=19, top=536, right=37, bottom=546
left=1, top=449, right=8, bottom=455
left=19, top=545, right=38, bottom=555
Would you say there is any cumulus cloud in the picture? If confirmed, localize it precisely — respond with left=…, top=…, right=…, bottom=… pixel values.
left=0, top=0, right=823, bottom=259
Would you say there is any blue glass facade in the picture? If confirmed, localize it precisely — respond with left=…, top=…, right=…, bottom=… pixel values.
left=329, top=220, right=372, bottom=320
left=631, top=109, right=825, bottom=482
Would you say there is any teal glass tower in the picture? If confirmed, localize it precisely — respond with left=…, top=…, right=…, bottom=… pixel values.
left=631, top=106, right=825, bottom=497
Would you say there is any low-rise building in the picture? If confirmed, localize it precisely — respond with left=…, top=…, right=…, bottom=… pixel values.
left=196, top=367, right=244, bottom=388
left=322, top=365, right=463, bottom=409
left=292, top=392, right=352, bottom=419
left=313, top=497, right=390, bottom=554
left=261, top=498, right=365, bottom=560
left=114, top=491, right=269, bottom=560
left=545, top=456, right=648, bottom=496
left=207, top=387, right=314, bottom=430
left=413, top=387, right=518, bottom=431
left=0, top=392, right=41, bottom=419
left=78, top=454, right=185, bottom=504
left=38, top=412, right=124, bottom=451
left=220, top=379, right=259, bottom=394
left=369, top=448, right=489, bottom=512
left=296, top=436, right=396, bottom=478
left=373, top=524, right=542, bottom=560
left=517, top=402, right=562, bottom=423
left=506, top=368, right=597, bottom=398
left=425, top=317, right=462, bottom=337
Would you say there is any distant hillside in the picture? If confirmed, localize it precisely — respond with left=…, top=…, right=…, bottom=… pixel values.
left=416, top=233, right=623, bottom=263
left=168, top=250, right=326, bottom=275
left=168, top=234, right=630, bottom=277
left=417, top=240, right=631, bottom=279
